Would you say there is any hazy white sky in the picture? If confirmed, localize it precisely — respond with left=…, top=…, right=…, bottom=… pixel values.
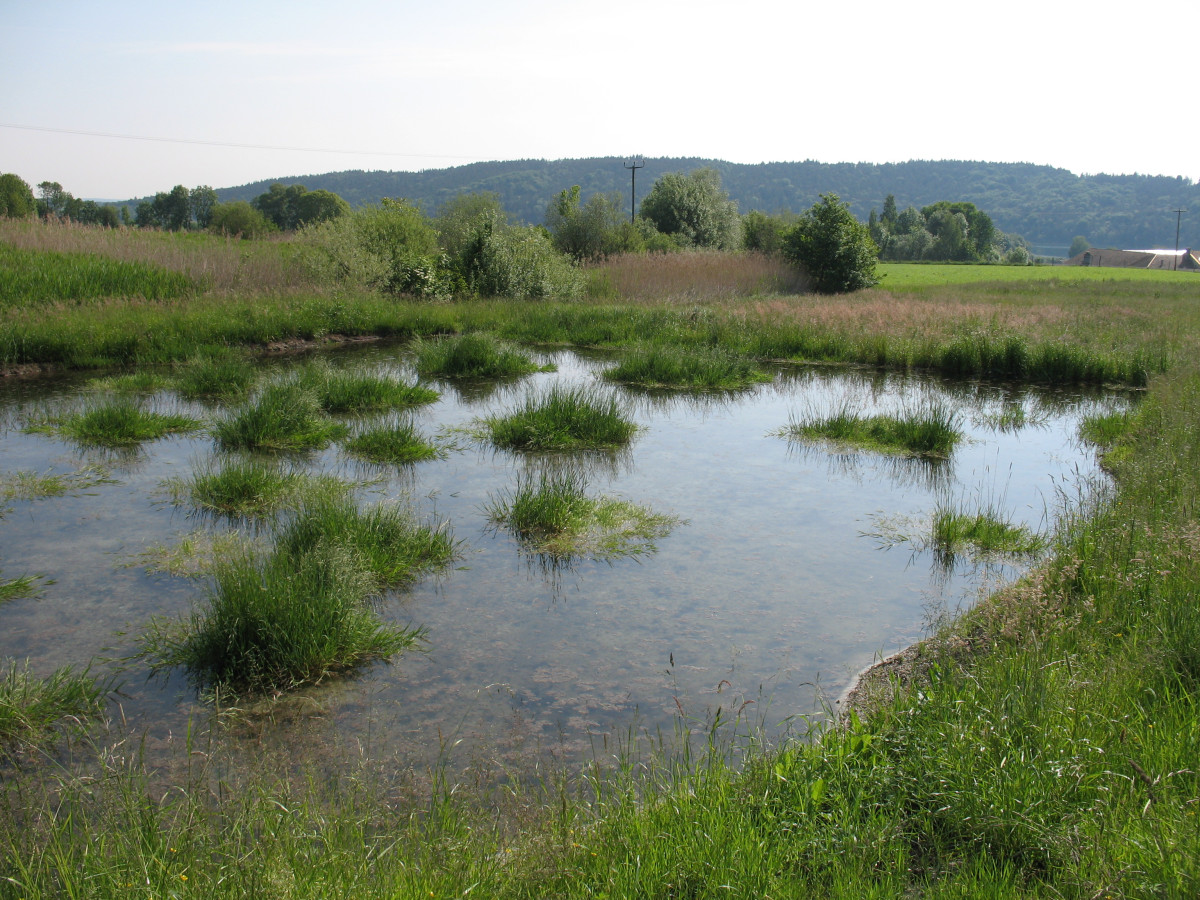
left=2, top=0, right=1196, bottom=200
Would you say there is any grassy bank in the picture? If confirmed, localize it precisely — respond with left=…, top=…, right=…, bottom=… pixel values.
left=1, top=222, right=1189, bottom=385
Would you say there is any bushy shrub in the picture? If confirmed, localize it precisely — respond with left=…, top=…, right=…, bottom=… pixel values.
left=781, top=193, right=878, bottom=294
left=461, top=222, right=584, bottom=300
left=208, top=201, right=275, bottom=239
left=302, top=198, right=451, bottom=299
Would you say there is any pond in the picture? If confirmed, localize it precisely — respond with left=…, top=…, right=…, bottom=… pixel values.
left=0, top=343, right=1124, bottom=782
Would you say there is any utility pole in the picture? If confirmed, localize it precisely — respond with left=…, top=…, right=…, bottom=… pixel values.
left=624, top=158, right=644, bottom=224
left=1174, top=209, right=1186, bottom=271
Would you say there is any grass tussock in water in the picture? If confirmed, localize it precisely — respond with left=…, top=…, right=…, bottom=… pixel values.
left=163, top=458, right=348, bottom=519
left=173, top=352, right=258, bottom=401
left=779, top=399, right=962, bottom=458
left=483, top=384, right=638, bottom=452
left=275, top=496, right=457, bottom=588
left=344, top=420, right=443, bottom=465
left=486, top=470, right=680, bottom=559
left=0, top=660, right=110, bottom=756
left=602, top=343, right=771, bottom=390
left=138, top=544, right=423, bottom=694
left=26, top=398, right=202, bottom=447
left=930, top=502, right=1046, bottom=563
left=212, top=381, right=347, bottom=451
left=295, top=359, right=439, bottom=413
left=412, top=332, right=553, bottom=379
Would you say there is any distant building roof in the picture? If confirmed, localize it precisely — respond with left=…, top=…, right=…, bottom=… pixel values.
left=1063, top=248, right=1200, bottom=270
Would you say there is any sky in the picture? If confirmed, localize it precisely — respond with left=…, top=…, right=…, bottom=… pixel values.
left=2, top=0, right=1197, bottom=201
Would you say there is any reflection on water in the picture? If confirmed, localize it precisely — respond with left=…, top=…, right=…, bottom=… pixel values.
left=0, top=344, right=1131, bottom=782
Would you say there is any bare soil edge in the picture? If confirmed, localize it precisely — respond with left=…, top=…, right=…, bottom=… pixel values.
left=836, top=566, right=1060, bottom=722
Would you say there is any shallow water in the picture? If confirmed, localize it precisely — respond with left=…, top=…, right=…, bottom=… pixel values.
left=0, top=344, right=1125, bottom=779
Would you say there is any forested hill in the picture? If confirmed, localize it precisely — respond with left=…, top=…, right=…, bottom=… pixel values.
left=213, top=158, right=1200, bottom=254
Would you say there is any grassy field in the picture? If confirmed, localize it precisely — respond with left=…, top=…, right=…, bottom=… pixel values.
left=2, top=222, right=1200, bottom=896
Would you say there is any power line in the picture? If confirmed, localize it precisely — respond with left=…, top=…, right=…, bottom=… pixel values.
left=0, top=122, right=482, bottom=160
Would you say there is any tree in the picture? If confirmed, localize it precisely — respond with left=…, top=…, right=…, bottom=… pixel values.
left=741, top=210, right=794, bottom=254
left=208, top=201, right=273, bottom=238
left=920, top=201, right=995, bottom=260
left=253, top=183, right=308, bottom=231
left=781, top=193, right=878, bottom=294
left=155, top=185, right=193, bottom=231
left=37, top=181, right=69, bottom=218
left=545, top=185, right=628, bottom=262
left=639, top=168, right=740, bottom=250
left=293, top=189, right=350, bottom=228
left=190, top=186, right=218, bottom=230
left=1068, top=235, right=1090, bottom=258
left=0, top=173, right=35, bottom=217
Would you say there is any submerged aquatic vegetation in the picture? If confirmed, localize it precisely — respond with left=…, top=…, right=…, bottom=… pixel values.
left=125, top=529, right=261, bottom=578
left=295, top=359, right=439, bottom=413
left=25, top=398, right=202, bottom=448
left=483, top=384, right=638, bottom=452
left=0, top=660, right=111, bottom=755
left=213, top=381, right=348, bottom=451
left=486, top=470, right=679, bottom=559
left=0, top=465, right=116, bottom=503
left=138, top=544, right=423, bottom=694
left=778, top=399, right=962, bottom=458
left=275, top=496, right=457, bottom=588
left=0, top=572, right=46, bottom=602
left=412, top=332, right=553, bottom=379
left=602, top=343, right=771, bottom=390
left=344, top=420, right=443, bottom=465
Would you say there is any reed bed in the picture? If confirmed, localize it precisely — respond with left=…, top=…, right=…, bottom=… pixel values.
left=0, top=217, right=322, bottom=296
left=482, top=384, right=638, bottom=452
left=0, top=242, right=194, bottom=308
left=586, top=250, right=809, bottom=301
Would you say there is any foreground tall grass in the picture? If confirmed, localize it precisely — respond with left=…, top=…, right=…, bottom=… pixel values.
left=0, top=661, right=110, bottom=758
